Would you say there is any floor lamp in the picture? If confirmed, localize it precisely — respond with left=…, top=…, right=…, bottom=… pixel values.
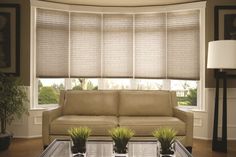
left=207, top=40, right=236, bottom=152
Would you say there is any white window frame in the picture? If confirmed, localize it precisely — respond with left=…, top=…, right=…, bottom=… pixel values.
left=30, top=1, right=206, bottom=110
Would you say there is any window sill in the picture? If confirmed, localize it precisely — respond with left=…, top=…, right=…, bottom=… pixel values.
left=30, top=108, right=46, bottom=111
left=191, top=109, right=207, bottom=113
left=178, top=106, right=206, bottom=113
left=31, top=104, right=59, bottom=111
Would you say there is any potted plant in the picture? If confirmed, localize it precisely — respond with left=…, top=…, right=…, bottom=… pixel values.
left=152, top=128, right=177, bottom=157
left=0, top=73, right=28, bottom=151
left=68, top=127, right=91, bottom=156
left=109, top=127, right=135, bottom=157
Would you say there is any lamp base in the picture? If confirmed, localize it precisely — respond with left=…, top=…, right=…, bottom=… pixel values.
left=212, top=71, right=227, bottom=152
left=212, top=138, right=227, bottom=152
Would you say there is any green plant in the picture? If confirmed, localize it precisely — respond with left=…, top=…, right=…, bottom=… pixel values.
left=68, top=127, right=91, bottom=153
left=68, top=127, right=92, bottom=139
left=185, top=88, right=197, bottom=106
left=178, top=82, right=197, bottom=106
left=38, top=86, right=58, bottom=104
left=0, top=73, right=29, bottom=134
left=109, top=127, right=135, bottom=154
left=152, top=128, right=177, bottom=155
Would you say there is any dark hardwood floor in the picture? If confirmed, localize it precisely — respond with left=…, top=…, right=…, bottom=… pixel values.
left=0, top=138, right=235, bottom=157
left=0, top=138, right=43, bottom=157
left=193, top=139, right=236, bottom=157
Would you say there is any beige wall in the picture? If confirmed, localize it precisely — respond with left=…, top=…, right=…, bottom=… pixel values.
left=205, top=0, right=236, bottom=88
left=0, top=0, right=30, bottom=86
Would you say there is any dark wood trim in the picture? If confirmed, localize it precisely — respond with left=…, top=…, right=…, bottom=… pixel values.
left=0, top=4, right=20, bottom=76
left=214, top=5, right=236, bottom=40
left=212, top=71, right=228, bottom=152
left=15, top=4, right=20, bottom=77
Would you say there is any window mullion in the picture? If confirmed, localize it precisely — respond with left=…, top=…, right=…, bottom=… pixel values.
left=35, top=78, right=39, bottom=107
left=65, top=78, right=72, bottom=90
left=132, top=14, right=135, bottom=80
left=33, top=7, right=38, bottom=108
left=131, top=14, right=136, bottom=90
left=99, top=13, right=104, bottom=90
left=68, top=12, right=71, bottom=78
left=165, top=12, right=168, bottom=80
left=163, top=79, right=171, bottom=90
left=130, top=79, right=136, bottom=90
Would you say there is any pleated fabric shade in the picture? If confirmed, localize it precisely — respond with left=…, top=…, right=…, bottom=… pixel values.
left=36, top=9, right=69, bottom=78
left=36, top=8, right=200, bottom=80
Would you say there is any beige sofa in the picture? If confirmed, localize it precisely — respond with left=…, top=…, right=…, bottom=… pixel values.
left=42, top=90, right=193, bottom=150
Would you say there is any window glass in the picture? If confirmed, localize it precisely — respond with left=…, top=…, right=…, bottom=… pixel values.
left=71, top=78, right=98, bottom=90
left=36, top=78, right=199, bottom=107
left=102, top=79, right=131, bottom=90
left=136, top=79, right=163, bottom=90
left=171, top=80, right=198, bottom=106
left=38, top=78, right=65, bottom=105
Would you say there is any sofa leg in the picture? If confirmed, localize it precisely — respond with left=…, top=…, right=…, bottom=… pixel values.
left=186, top=146, right=192, bottom=153
left=43, top=145, right=48, bottom=150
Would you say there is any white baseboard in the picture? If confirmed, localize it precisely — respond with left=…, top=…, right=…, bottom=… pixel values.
left=193, top=136, right=211, bottom=140
left=194, top=137, right=236, bottom=140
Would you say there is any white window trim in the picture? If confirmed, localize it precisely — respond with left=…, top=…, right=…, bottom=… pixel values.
left=30, top=1, right=206, bottom=110
left=30, top=6, right=37, bottom=109
left=31, top=0, right=206, bottom=14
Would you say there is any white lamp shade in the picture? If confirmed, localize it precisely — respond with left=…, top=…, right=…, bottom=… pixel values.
left=207, top=40, right=236, bottom=69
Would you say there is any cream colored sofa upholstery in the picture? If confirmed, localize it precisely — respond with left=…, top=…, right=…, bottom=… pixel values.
left=42, top=90, right=193, bottom=149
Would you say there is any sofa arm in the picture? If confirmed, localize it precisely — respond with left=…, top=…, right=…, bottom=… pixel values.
left=173, top=107, right=193, bottom=147
left=42, top=107, right=62, bottom=146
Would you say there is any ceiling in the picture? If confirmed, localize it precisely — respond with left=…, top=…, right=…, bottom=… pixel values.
left=40, top=0, right=203, bottom=7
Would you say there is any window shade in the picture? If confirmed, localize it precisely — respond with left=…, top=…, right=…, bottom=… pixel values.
left=36, top=9, right=69, bottom=77
left=135, top=13, right=166, bottom=78
left=36, top=8, right=200, bottom=80
left=167, top=10, right=200, bottom=80
left=70, top=13, right=101, bottom=77
left=103, top=14, right=133, bottom=78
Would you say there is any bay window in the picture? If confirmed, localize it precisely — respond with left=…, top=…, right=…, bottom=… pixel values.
left=31, top=2, right=205, bottom=109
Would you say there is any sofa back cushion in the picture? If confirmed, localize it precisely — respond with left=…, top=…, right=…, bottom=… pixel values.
left=62, top=90, right=118, bottom=116
left=119, top=90, right=174, bottom=116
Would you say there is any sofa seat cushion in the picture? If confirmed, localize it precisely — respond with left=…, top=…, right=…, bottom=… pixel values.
left=119, top=116, right=186, bottom=136
left=50, top=115, right=118, bottom=135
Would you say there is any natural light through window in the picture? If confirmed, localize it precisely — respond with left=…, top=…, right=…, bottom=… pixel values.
left=136, top=79, right=163, bottom=90
left=71, top=79, right=98, bottom=90
left=37, top=78, right=199, bottom=107
left=102, top=79, right=131, bottom=90
left=171, top=80, right=198, bottom=106
left=38, top=79, right=65, bottom=105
